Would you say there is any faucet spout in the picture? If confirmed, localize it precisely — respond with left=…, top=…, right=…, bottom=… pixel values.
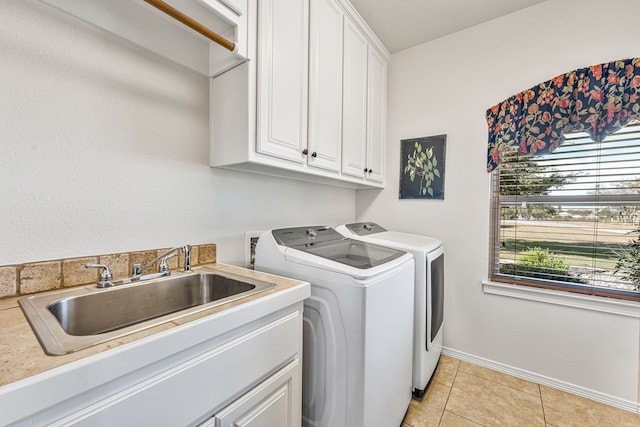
left=132, top=245, right=192, bottom=278
left=182, top=245, right=192, bottom=272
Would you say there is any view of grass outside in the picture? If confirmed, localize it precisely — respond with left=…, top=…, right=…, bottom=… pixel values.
left=494, top=124, right=640, bottom=295
left=498, top=217, right=639, bottom=291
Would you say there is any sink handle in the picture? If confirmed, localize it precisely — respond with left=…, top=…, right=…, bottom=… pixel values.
left=85, top=263, right=113, bottom=288
left=158, top=253, right=178, bottom=273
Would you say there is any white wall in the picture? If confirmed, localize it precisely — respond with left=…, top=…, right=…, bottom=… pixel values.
left=357, top=0, right=640, bottom=410
left=0, top=0, right=355, bottom=267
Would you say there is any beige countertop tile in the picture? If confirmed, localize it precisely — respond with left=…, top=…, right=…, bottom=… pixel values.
left=0, top=263, right=306, bottom=388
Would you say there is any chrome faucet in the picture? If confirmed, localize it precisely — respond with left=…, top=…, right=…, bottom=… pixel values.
left=85, top=263, right=113, bottom=288
left=132, top=245, right=192, bottom=280
left=85, top=245, right=192, bottom=288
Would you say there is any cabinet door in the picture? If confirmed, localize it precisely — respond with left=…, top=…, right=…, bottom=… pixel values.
left=365, top=47, right=387, bottom=184
left=340, top=19, right=368, bottom=179
left=211, top=359, right=301, bottom=427
left=307, top=0, right=343, bottom=172
left=256, top=0, right=309, bottom=163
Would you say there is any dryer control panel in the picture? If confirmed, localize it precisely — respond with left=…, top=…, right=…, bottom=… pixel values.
left=344, top=222, right=387, bottom=236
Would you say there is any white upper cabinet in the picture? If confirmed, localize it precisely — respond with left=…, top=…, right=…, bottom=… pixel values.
left=340, top=19, right=369, bottom=179
left=307, top=0, right=344, bottom=173
left=38, top=0, right=387, bottom=188
left=366, top=46, right=387, bottom=184
left=256, top=0, right=309, bottom=164
left=210, top=0, right=389, bottom=189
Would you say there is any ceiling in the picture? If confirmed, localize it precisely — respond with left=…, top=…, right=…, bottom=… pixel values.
left=349, top=0, right=548, bottom=53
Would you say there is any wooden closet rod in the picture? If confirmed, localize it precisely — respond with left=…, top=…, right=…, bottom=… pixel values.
left=144, top=0, right=235, bottom=52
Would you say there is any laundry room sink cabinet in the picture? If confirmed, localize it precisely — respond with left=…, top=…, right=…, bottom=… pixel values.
left=0, top=268, right=308, bottom=427
left=210, top=0, right=389, bottom=189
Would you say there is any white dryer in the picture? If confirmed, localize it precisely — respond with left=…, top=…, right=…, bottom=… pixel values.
left=254, top=226, right=414, bottom=427
left=336, top=222, right=444, bottom=397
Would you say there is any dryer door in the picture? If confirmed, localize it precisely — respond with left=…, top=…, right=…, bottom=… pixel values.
left=428, top=251, right=445, bottom=346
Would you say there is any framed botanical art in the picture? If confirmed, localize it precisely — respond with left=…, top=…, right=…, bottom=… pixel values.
left=400, top=134, right=446, bottom=199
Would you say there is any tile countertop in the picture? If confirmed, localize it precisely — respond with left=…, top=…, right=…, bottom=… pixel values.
left=0, top=263, right=307, bottom=388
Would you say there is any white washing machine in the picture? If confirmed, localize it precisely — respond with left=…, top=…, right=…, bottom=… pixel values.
left=336, top=222, right=444, bottom=397
left=254, top=226, right=414, bottom=427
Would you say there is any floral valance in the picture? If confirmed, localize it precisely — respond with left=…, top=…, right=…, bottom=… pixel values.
left=486, top=58, right=640, bottom=172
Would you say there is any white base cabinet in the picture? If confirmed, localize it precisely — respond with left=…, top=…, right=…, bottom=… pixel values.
left=0, top=284, right=309, bottom=427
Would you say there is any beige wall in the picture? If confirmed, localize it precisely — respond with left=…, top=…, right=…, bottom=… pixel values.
left=358, top=0, right=640, bottom=411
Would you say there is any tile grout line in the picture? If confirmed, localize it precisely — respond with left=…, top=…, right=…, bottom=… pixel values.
left=459, top=368, right=544, bottom=426
left=539, top=383, right=549, bottom=426
left=457, top=364, right=542, bottom=399
left=436, top=360, right=459, bottom=426
left=438, top=359, right=489, bottom=427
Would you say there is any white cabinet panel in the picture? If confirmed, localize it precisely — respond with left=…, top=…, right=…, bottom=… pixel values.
left=366, top=46, right=386, bottom=184
left=341, top=19, right=368, bottom=179
left=256, top=0, right=309, bottom=163
left=308, top=0, right=343, bottom=172
left=212, top=359, right=300, bottom=427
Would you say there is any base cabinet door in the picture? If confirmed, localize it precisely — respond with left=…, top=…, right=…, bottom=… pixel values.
left=208, top=359, right=301, bottom=427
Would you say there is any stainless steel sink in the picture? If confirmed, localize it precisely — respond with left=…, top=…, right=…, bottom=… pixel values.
left=19, top=268, right=276, bottom=355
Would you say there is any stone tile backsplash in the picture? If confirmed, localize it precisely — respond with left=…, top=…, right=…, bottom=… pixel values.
left=0, top=266, right=17, bottom=297
left=0, top=244, right=216, bottom=299
left=20, top=261, right=62, bottom=295
left=62, top=257, right=98, bottom=288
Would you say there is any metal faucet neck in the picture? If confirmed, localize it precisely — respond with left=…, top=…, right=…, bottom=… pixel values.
left=132, top=245, right=192, bottom=277
left=182, top=245, right=192, bottom=272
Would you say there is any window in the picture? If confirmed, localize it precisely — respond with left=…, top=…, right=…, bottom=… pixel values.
left=490, top=122, right=640, bottom=301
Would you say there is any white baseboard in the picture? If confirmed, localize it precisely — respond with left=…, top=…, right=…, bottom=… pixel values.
left=442, top=347, right=640, bottom=415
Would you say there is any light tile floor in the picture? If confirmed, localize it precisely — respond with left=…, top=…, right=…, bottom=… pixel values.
left=402, top=355, right=640, bottom=427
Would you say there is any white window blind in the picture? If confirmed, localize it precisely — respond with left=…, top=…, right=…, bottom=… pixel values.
left=490, top=122, right=640, bottom=301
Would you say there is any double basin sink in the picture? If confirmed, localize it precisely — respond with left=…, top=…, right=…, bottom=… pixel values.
left=19, top=268, right=276, bottom=355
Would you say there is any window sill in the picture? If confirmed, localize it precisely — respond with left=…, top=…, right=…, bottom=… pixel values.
left=482, top=280, right=640, bottom=318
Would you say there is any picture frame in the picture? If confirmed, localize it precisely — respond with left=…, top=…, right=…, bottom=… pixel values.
left=399, top=134, right=446, bottom=199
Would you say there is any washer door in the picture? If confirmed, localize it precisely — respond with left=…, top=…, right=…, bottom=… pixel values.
left=299, top=240, right=405, bottom=269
